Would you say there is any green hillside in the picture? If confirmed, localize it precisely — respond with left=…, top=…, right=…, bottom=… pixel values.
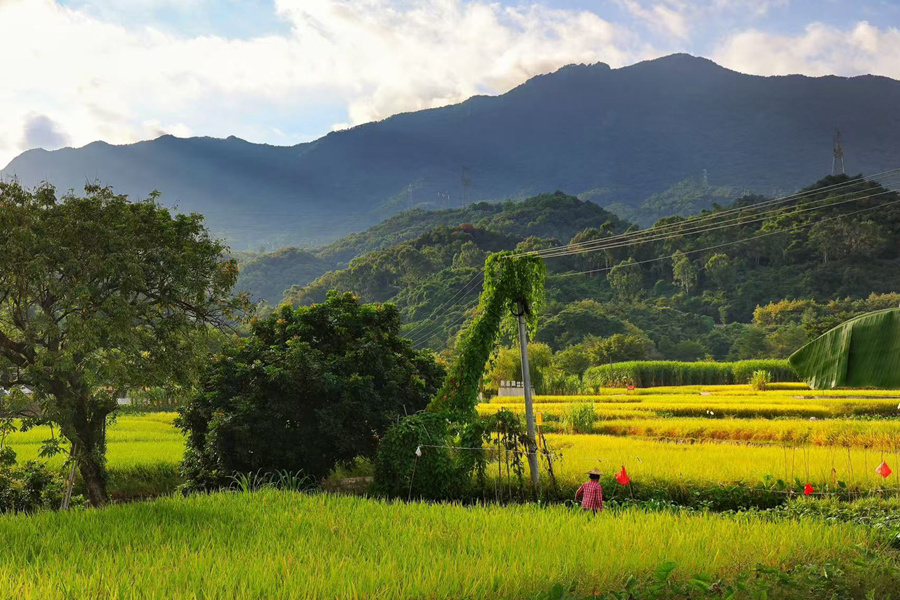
left=282, top=174, right=900, bottom=367
left=236, top=192, right=627, bottom=303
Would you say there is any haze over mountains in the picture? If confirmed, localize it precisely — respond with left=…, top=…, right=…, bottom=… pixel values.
left=4, top=54, right=900, bottom=249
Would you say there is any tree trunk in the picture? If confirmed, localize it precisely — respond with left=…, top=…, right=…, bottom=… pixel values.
left=76, top=444, right=109, bottom=506
left=70, top=403, right=110, bottom=507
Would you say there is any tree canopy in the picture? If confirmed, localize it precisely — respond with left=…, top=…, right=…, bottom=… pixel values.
left=0, top=182, right=240, bottom=505
left=178, top=292, right=444, bottom=488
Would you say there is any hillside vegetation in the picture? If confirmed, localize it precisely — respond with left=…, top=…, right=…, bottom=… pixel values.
left=277, top=174, right=900, bottom=379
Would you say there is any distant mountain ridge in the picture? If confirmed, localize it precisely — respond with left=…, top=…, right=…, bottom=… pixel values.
left=5, top=54, right=900, bottom=248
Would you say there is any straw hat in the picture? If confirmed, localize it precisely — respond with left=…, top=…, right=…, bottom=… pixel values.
left=586, top=469, right=603, bottom=476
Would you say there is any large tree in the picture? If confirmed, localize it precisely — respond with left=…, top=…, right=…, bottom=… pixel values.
left=0, top=182, right=240, bottom=505
left=178, top=291, right=444, bottom=489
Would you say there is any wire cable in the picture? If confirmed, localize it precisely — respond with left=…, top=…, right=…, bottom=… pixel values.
left=508, top=170, right=900, bottom=259
left=531, top=186, right=899, bottom=261
left=557, top=195, right=900, bottom=278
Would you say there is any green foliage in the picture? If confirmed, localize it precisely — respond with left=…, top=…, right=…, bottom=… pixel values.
left=0, top=461, right=66, bottom=514
left=178, top=292, right=444, bottom=490
left=535, top=300, right=626, bottom=350
left=486, top=343, right=553, bottom=394
left=533, top=556, right=900, bottom=600
left=607, top=258, right=643, bottom=300
left=551, top=344, right=592, bottom=378
left=671, top=250, right=698, bottom=295
left=748, top=370, right=772, bottom=391
left=0, top=182, right=241, bottom=506
left=563, top=404, right=595, bottom=434
left=704, top=253, right=734, bottom=289
left=317, top=192, right=627, bottom=265
left=587, top=333, right=650, bottom=364
left=376, top=253, right=545, bottom=498
left=585, top=360, right=797, bottom=388
left=790, top=307, right=900, bottom=389
left=428, top=253, right=545, bottom=419
left=235, top=247, right=330, bottom=304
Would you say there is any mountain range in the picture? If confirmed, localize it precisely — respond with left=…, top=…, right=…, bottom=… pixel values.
left=4, top=54, right=900, bottom=249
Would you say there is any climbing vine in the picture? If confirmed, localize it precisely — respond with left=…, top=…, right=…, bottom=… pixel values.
left=374, top=252, right=545, bottom=498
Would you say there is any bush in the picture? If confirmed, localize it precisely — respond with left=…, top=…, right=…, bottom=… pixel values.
left=178, top=292, right=445, bottom=490
left=0, top=461, right=66, bottom=513
left=584, top=360, right=797, bottom=388
left=749, top=370, right=772, bottom=391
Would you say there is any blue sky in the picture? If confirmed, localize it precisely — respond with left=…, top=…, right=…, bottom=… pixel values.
left=3, top=0, right=900, bottom=166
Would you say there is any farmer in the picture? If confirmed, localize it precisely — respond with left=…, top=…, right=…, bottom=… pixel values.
left=574, top=469, right=604, bottom=513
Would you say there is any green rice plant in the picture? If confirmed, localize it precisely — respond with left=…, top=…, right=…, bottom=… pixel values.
left=749, top=370, right=772, bottom=391
left=0, top=489, right=885, bottom=599
left=562, top=403, right=595, bottom=434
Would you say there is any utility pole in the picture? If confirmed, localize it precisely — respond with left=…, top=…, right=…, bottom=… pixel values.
left=832, top=128, right=845, bottom=176
left=513, top=299, right=540, bottom=490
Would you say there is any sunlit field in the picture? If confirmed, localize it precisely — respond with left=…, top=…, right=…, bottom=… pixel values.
left=0, top=489, right=888, bottom=600
left=543, top=434, right=900, bottom=492
left=6, top=412, right=183, bottom=467
left=5, top=385, right=900, bottom=500
left=5, top=413, right=184, bottom=499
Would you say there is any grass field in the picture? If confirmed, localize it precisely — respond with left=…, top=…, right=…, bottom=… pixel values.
left=0, top=489, right=890, bottom=599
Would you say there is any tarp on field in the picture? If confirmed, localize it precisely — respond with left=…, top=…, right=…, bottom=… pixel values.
left=789, top=308, right=900, bottom=389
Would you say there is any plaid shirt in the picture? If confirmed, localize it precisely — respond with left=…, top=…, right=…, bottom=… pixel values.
left=575, top=480, right=603, bottom=511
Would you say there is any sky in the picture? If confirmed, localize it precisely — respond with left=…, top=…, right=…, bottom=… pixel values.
left=2, top=0, right=900, bottom=167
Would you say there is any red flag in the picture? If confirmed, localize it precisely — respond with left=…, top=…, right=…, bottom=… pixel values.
left=804, top=483, right=814, bottom=496
left=615, top=466, right=631, bottom=486
left=876, top=461, right=893, bottom=478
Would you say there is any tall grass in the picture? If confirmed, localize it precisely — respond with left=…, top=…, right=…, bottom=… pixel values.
left=0, top=489, right=884, bottom=599
left=584, top=360, right=797, bottom=388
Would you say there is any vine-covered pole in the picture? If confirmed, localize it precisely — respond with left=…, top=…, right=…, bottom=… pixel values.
left=513, top=299, right=540, bottom=489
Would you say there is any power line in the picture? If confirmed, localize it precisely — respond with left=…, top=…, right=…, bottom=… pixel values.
left=519, top=176, right=900, bottom=260
left=405, top=271, right=484, bottom=345
left=557, top=195, right=900, bottom=278
left=509, top=169, right=900, bottom=259
left=530, top=186, right=899, bottom=261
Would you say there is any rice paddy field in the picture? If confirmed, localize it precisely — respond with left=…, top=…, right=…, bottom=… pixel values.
left=3, top=384, right=900, bottom=598
left=5, top=413, right=183, bottom=499
left=0, top=489, right=893, bottom=599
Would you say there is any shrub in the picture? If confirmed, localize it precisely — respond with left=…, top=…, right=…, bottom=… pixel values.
left=584, top=360, right=797, bottom=388
left=178, top=292, right=445, bottom=490
left=749, top=370, right=772, bottom=391
left=0, top=461, right=67, bottom=513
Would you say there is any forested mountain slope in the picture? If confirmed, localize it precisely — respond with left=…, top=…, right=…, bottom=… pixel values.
left=236, top=192, right=625, bottom=303
left=284, top=174, right=900, bottom=363
left=6, top=54, right=900, bottom=248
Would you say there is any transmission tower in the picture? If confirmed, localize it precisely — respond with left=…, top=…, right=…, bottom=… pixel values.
left=460, top=166, right=472, bottom=205
left=832, top=128, right=845, bottom=176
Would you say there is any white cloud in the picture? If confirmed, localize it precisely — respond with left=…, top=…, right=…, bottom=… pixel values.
left=713, top=21, right=900, bottom=78
left=619, top=0, right=690, bottom=40
left=0, top=0, right=649, bottom=167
